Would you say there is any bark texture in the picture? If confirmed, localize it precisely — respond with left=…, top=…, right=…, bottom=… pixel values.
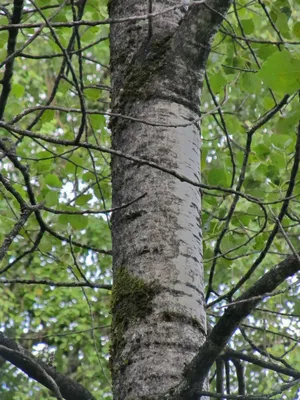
left=109, top=1, right=232, bottom=399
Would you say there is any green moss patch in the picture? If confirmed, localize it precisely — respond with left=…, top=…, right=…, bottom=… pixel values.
left=110, top=267, right=160, bottom=369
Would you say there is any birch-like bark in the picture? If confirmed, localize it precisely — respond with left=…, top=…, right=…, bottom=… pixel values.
left=109, top=1, right=232, bottom=399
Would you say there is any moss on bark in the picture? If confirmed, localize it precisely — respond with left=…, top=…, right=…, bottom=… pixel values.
left=110, top=267, right=160, bottom=371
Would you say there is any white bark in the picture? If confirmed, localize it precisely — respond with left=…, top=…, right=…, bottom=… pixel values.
left=109, top=1, right=232, bottom=399
left=111, top=102, right=204, bottom=399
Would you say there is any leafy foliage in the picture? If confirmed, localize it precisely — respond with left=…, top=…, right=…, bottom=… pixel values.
left=0, top=0, right=299, bottom=399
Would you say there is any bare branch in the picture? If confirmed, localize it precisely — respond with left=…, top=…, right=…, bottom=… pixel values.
left=0, top=278, right=111, bottom=289
left=0, top=332, right=97, bottom=400
left=172, top=251, right=300, bottom=399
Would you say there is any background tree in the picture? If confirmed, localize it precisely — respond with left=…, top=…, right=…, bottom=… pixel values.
left=0, top=1, right=300, bottom=400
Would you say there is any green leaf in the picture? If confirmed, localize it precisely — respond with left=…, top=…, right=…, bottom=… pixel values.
left=240, top=72, right=261, bottom=93
left=40, top=121, right=57, bottom=134
left=253, top=144, right=270, bottom=160
left=82, top=172, right=95, bottom=182
left=258, top=51, right=300, bottom=94
left=39, top=237, right=53, bottom=252
left=75, top=194, right=93, bottom=206
left=37, top=159, right=52, bottom=173
left=45, top=174, right=63, bottom=188
left=41, top=110, right=55, bottom=123
left=70, top=214, right=89, bottom=230
left=45, top=191, right=59, bottom=206
left=270, top=134, right=293, bottom=150
left=11, top=83, right=25, bottom=98
left=240, top=19, right=255, bottom=35
left=209, top=71, right=227, bottom=94
left=208, top=167, right=231, bottom=187
left=85, top=88, right=102, bottom=100
left=81, top=26, right=101, bottom=43
left=0, top=31, right=8, bottom=48
left=89, top=114, right=106, bottom=131
left=257, top=45, right=277, bottom=61
left=293, top=22, right=300, bottom=38
left=59, top=213, right=89, bottom=230
left=270, top=0, right=292, bottom=21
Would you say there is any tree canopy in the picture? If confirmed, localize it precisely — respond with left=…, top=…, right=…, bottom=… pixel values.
left=0, top=0, right=300, bottom=399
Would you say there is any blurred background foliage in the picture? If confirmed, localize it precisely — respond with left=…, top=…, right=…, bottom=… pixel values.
left=0, top=0, right=299, bottom=399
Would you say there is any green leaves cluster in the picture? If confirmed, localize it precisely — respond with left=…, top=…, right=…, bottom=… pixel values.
left=0, top=0, right=300, bottom=399
left=0, top=0, right=112, bottom=398
left=202, top=0, right=300, bottom=396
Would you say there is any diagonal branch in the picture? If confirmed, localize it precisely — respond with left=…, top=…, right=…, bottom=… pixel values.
left=0, top=345, right=63, bottom=400
left=223, top=348, right=300, bottom=379
left=170, top=251, right=300, bottom=399
left=0, top=332, right=97, bottom=400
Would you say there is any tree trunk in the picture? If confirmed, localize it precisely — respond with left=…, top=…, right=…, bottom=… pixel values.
left=109, top=1, right=232, bottom=399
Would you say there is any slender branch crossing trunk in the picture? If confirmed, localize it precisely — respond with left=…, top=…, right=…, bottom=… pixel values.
left=109, top=1, right=232, bottom=399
